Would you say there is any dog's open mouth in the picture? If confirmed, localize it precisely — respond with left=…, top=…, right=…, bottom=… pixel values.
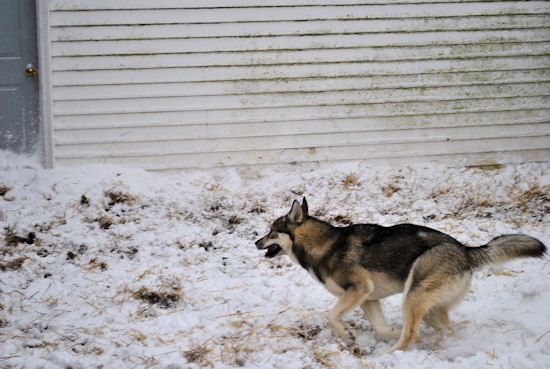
left=265, top=245, right=282, bottom=258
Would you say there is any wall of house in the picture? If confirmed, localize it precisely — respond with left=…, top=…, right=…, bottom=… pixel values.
left=48, top=0, right=550, bottom=170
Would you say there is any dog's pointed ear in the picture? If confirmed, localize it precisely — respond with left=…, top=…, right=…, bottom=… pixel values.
left=301, top=197, right=309, bottom=216
left=288, top=200, right=303, bottom=224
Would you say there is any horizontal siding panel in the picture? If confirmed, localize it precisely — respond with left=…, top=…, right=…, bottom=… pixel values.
left=50, top=29, right=550, bottom=56
left=56, top=149, right=550, bottom=171
left=54, top=111, right=550, bottom=145
left=53, top=83, right=550, bottom=115
left=209, top=110, right=550, bottom=139
left=53, top=96, right=550, bottom=129
left=49, top=3, right=550, bottom=26
left=50, top=0, right=515, bottom=11
left=50, top=15, right=550, bottom=41
left=55, top=136, right=550, bottom=169
left=51, top=42, right=550, bottom=71
left=60, top=149, right=550, bottom=171
left=52, top=57, right=550, bottom=86
left=54, top=111, right=550, bottom=144
left=52, top=70, right=550, bottom=101
left=55, top=123, right=550, bottom=158
left=55, top=125, right=208, bottom=145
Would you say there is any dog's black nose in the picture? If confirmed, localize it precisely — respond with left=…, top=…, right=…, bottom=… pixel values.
left=255, top=238, right=262, bottom=249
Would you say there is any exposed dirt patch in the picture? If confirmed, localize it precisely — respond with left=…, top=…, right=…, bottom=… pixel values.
left=248, top=204, right=265, bottom=214
left=80, top=195, right=90, bottom=206
left=132, top=287, right=181, bottom=309
left=292, top=323, right=322, bottom=341
left=4, top=227, right=35, bottom=246
left=0, top=184, right=12, bottom=197
left=331, top=215, right=353, bottom=225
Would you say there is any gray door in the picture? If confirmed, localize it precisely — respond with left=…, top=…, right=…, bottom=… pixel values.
left=0, top=0, right=39, bottom=154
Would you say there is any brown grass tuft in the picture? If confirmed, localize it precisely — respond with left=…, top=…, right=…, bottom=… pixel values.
left=183, top=346, right=210, bottom=365
left=511, top=183, right=549, bottom=213
left=104, top=189, right=138, bottom=205
left=88, top=258, right=108, bottom=271
left=0, top=256, right=28, bottom=271
left=382, top=183, right=400, bottom=197
left=341, top=173, right=361, bottom=189
left=97, top=215, right=113, bottom=230
left=228, top=215, right=243, bottom=226
left=431, top=185, right=452, bottom=199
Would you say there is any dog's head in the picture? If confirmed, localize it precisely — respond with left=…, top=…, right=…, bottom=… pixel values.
left=255, top=198, right=309, bottom=258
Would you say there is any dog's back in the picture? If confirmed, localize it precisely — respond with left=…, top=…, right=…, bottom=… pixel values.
left=349, top=224, right=462, bottom=280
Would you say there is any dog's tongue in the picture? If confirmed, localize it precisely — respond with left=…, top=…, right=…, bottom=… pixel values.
left=265, top=245, right=281, bottom=258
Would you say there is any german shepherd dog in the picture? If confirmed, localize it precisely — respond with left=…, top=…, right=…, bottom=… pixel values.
left=255, top=198, right=546, bottom=352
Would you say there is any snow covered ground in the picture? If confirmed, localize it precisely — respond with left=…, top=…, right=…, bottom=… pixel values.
left=1, top=153, right=549, bottom=369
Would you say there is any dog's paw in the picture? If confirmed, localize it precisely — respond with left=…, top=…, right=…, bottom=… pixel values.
left=341, top=330, right=356, bottom=346
left=330, top=320, right=355, bottom=344
left=337, top=336, right=368, bottom=357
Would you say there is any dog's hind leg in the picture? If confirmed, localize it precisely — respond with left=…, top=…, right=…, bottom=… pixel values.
left=424, top=307, right=453, bottom=336
left=388, top=245, right=472, bottom=353
left=361, top=300, right=400, bottom=339
left=389, top=289, right=432, bottom=352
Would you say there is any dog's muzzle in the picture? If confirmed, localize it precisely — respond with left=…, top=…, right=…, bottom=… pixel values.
left=255, top=236, right=283, bottom=258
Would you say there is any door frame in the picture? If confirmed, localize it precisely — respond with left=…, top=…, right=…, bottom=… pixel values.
left=36, top=0, right=54, bottom=168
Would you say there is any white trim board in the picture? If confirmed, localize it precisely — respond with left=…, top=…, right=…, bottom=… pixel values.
left=37, top=0, right=54, bottom=168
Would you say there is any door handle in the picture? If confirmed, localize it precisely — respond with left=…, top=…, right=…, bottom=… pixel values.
left=25, top=63, right=37, bottom=77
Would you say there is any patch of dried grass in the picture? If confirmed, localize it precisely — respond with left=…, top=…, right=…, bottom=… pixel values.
left=183, top=345, right=210, bottom=365
left=104, top=189, right=138, bottom=205
left=431, top=185, right=452, bottom=199
left=97, top=215, right=113, bottom=230
left=87, top=258, right=108, bottom=271
left=341, top=173, right=361, bottom=190
left=381, top=177, right=401, bottom=197
left=0, top=256, right=28, bottom=271
left=510, top=183, right=549, bottom=213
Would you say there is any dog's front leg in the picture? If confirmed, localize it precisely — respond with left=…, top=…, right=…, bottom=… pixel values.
left=328, top=286, right=371, bottom=343
left=361, top=300, right=400, bottom=339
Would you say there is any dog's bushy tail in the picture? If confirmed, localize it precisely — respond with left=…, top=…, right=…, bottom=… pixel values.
left=467, top=234, right=546, bottom=269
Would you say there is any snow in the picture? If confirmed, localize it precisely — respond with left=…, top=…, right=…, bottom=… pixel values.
left=1, top=153, right=549, bottom=369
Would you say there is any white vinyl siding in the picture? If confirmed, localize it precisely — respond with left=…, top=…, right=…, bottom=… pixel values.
left=49, top=0, right=550, bottom=170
